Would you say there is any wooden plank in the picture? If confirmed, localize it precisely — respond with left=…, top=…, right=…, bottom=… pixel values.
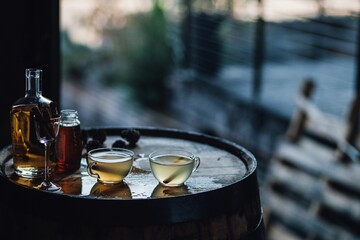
left=300, top=95, right=347, bottom=143
left=264, top=191, right=357, bottom=240
left=265, top=78, right=360, bottom=240
left=266, top=160, right=360, bottom=224
left=267, top=222, right=303, bottom=240
left=285, top=78, right=360, bottom=162
left=267, top=160, right=324, bottom=199
left=275, top=139, right=360, bottom=193
left=322, top=184, right=360, bottom=222
left=265, top=137, right=360, bottom=239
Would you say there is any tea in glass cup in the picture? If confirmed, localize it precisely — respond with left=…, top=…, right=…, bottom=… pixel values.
left=149, top=149, right=200, bottom=187
left=87, top=148, right=134, bottom=184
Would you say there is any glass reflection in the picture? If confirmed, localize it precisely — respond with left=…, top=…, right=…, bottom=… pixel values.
left=90, top=181, right=132, bottom=199
left=151, top=183, right=190, bottom=198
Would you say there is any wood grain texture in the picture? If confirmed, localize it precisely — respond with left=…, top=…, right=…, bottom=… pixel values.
left=0, top=127, right=264, bottom=240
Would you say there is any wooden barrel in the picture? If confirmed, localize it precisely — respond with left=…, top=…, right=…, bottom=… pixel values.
left=0, top=127, right=264, bottom=240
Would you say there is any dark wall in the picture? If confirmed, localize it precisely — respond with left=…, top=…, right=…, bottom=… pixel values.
left=0, top=1, right=60, bottom=147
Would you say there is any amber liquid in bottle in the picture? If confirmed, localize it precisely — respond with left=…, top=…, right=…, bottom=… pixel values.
left=11, top=104, right=44, bottom=177
left=56, top=109, right=82, bottom=173
left=11, top=69, right=58, bottom=178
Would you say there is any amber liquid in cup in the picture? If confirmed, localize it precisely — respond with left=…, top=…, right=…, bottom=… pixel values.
left=87, top=149, right=133, bottom=184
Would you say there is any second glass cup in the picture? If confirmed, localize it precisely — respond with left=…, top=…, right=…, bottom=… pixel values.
left=87, top=148, right=134, bottom=184
left=149, top=149, right=200, bottom=187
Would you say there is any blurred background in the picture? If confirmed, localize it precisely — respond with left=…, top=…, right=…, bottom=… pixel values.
left=0, top=0, right=359, bottom=239
left=59, top=0, right=359, bottom=182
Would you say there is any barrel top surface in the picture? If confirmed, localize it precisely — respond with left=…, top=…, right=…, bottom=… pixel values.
left=0, top=127, right=256, bottom=200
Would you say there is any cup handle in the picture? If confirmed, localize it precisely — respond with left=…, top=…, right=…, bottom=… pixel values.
left=193, top=156, right=200, bottom=172
left=87, top=162, right=99, bottom=179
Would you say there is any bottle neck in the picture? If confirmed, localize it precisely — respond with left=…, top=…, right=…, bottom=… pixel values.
left=25, top=68, right=42, bottom=97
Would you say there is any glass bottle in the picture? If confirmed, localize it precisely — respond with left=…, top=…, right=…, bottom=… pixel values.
left=10, top=68, right=58, bottom=178
left=56, top=109, right=82, bottom=173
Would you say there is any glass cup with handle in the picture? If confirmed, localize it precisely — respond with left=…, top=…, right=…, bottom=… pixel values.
left=87, top=148, right=134, bottom=184
left=149, top=149, right=200, bottom=187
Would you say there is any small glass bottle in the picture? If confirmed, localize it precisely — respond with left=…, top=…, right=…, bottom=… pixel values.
left=56, top=109, right=82, bottom=173
left=10, top=68, right=58, bottom=178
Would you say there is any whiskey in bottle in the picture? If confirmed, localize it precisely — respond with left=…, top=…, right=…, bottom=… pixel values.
left=10, top=68, right=58, bottom=178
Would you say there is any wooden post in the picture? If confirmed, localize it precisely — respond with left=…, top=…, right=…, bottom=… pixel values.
left=252, top=0, right=265, bottom=99
left=285, top=78, right=315, bottom=142
left=336, top=93, right=360, bottom=162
